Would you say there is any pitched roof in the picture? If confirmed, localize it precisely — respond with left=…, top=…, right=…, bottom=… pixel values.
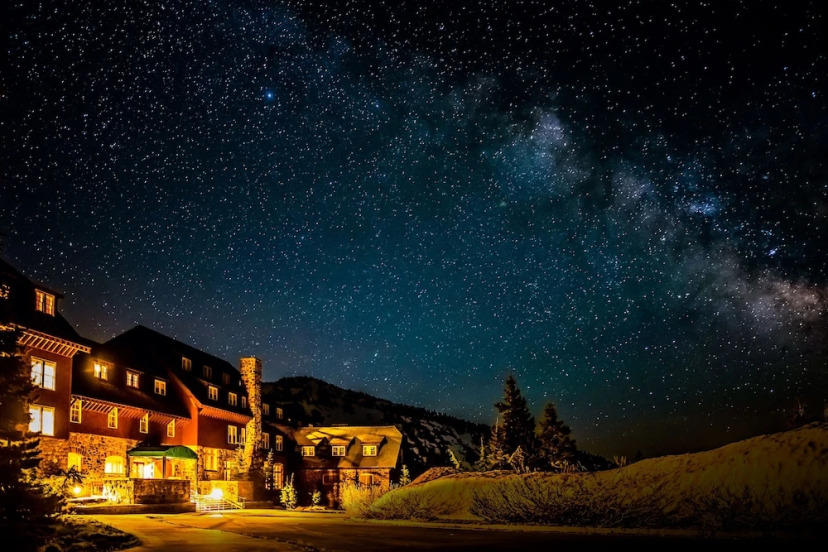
left=103, top=325, right=252, bottom=420
left=292, top=425, right=403, bottom=470
left=0, top=256, right=90, bottom=348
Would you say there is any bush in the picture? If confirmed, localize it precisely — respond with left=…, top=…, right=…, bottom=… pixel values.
left=280, top=475, right=297, bottom=510
left=340, top=482, right=391, bottom=517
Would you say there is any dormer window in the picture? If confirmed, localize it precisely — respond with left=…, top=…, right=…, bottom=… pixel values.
left=181, top=357, right=192, bottom=371
left=228, top=392, right=238, bottom=406
left=94, top=362, right=109, bottom=380
left=35, top=289, right=55, bottom=315
left=126, top=371, right=140, bottom=388
left=154, top=379, right=166, bottom=396
left=208, top=386, right=218, bottom=401
left=301, top=446, right=315, bottom=457
left=241, top=396, right=247, bottom=409
left=362, top=445, right=378, bottom=457
left=276, top=407, right=283, bottom=419
left=331, top=445, right=346, bottom=457
left=203, top=365, right=212, bottom=379
left=222, top=373, right=231, bottom=385
left=263, top=403, right=270, bottom=416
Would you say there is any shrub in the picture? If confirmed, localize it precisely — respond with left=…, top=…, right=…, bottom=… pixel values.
left=280, top=475, right=297, bottom=510
left=340, top=482, right=390, bottom=517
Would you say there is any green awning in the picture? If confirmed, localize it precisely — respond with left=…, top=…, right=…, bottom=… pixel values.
left=127, top=445, right=198, bottom=460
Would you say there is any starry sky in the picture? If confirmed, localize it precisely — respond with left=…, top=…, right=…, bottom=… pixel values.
left=3, top=1, right=827, bottom=458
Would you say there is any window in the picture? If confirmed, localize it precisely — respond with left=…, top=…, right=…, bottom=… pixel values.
left=208, top=386, right=218, bottom=401
left=139, top=413, right=149, bottom=433
left=154, top=379, right=166, bottom=395
left=276, top=407, right=283, bottom=419
left=126, top=371, right=140, bottom=388
left=93, top=362, right=109, bottom=380
left=227, top=425, right=239, bottom=445
left=273, top=463, right=284, bottom=489
left=107, top=407, right=118, bottom=429
left=70, top=399, right=82, bottom=423
left=275, top=435, right=283, bottom=452
left=29, top=405, right=55, bottom=436
left=362, top=445, right=378, bottom=457
left=241, top=396, right=247, bottom=409
left=228, top=392, right=237, bottom=406
left=222, top=372, right=230, bottom=385
left=31, top=358, right=56, bottom=390
left=181, top=356, right=192, bottom=371
left=35, top=289, right=55, bottom=315
left=67, top=452, right=82, bottom=472
left=263, top=403, right=270, bottom=416
left=301, top=446, right=315, bottom=457
left=323, top=473, right=338, bottom=485
left=203, top=365, right=212, bottom=379
left=331, top=445, right=346, bottom=457
left=261, top=432, right=270, bottom=450
left=104, top=455, right=125, bottom=476
left=204, top=449, right=219, bottom=471
left=359, top=473, right=376, bottom=486
left=167, top=420, right=175, bottom=437
left=240, top=428, right=246, bottom=445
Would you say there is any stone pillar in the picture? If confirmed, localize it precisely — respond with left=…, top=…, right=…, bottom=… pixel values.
left=240, top=357, right=262, bottom=476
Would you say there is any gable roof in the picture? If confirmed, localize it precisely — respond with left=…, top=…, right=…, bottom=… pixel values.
left=0, top=256, right=90, bottom=350
left=292, top=425, right=402, bottom=470
left=103, top=325, right=252, bottom=421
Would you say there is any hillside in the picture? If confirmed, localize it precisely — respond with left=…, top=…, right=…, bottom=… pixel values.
left=262, top=376, right=489, bottom=476
left=364, top=422, right=828, bottom=536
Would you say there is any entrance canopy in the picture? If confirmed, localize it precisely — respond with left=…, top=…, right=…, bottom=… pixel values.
left=127, top=445, right=198, bottom=460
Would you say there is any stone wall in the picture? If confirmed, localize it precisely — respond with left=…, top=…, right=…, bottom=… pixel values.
left=133, top=479, right=190, bottom=504
left=38, top=436, right=70, bottom=474
left=67, top=432, right=139, bottom=477
left=194, top=446, right=238, bottom=481
left=196, top=479, right=255, bottom=502
left=240, top=357, right=262, bottom=475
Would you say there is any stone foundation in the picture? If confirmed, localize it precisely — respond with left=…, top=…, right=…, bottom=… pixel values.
left=197, top=479, right=255, bottom=502
left=67, top=432, right=139, bottom=478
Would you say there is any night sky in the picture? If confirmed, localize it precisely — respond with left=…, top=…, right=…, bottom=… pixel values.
left=3, top=1, right=826, bottom=458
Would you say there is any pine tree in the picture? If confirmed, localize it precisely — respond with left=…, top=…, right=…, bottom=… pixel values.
left=398, top=464, right=411, bottom=486
left=472, top=436, right=489, bottom=472
left=0, top=327, right=62, bottom=525
left=486, top=417, right=509, bottom=469
left=534, top=401, right=577, bottom=471
left=494, top=374, right=536, bottom=462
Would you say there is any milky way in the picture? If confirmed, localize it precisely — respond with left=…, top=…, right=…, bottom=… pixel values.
left=4, top=1, right=826, bottom=457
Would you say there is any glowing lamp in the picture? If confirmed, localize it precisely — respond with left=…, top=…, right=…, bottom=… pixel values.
left=210, top=487, right=224, bottom=500
left=72, top=485, right=83, bottom=496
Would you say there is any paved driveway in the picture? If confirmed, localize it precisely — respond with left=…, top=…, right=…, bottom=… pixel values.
left=84, top=509, right=801, bottom=551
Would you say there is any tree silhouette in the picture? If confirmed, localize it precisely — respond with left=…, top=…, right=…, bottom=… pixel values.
left=534, top=401, right=578, bottom=471
left=493, top=374, right=536, bottom=463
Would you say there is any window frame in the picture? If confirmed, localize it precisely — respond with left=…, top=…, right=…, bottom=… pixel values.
left=139, top=413, right=149, bottom=434
left=107, top=407, right=118, bottom=429
left=228, top=392, right=238, bottom=407
left=167, top=420, right=175, bottom=437
left=261, top=432, right=270, bottom=450
left=35, top=289, right=55, bottom=315
left=181, top=356, right=192, bottom=371
left=301, top=446, right=315, bottom=457
left=275, top=435, right=283, bottom=452
left=227, top=425, right=239, bottom=445
left=70, top=399, right=82, bottom=423
left=28, top=404, right=55, bottom=436
left=331, top=445, right=346, bottom=457
left=263, top=403, right=270, bottom=416
left=31, top=357, right=56, bottom=390
left=208, top=385, right=218, bottom=401
left=154, top=378, right=167, bottom=396
left=93, top=362, right=109, bottom=380
left=126, top=370, right=140, bottom=388
left=362, top=445, right=378, bottom=457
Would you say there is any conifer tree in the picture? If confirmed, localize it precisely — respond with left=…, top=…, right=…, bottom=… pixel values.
left=493, top=374, right=536, bottom=461
left=486, top=417, right=509, bottom=469
left=534, top=401, right=578, bottom=471
left=472, top=436, right=489, bottom=472
left=0, top=327, right=61, bottom=525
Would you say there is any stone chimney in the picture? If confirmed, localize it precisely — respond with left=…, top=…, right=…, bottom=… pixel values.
left=240, top=356, right=262, bottom=475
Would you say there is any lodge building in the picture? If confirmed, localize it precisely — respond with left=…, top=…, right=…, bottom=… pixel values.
left=0, top=257, right=402, bottom=507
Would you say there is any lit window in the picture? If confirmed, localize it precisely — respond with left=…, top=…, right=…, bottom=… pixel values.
left=126, top=371, right=140, bottom=388
left=359, top=473, right=375, bottom=486
left=222, top=373, right=230, bottom=385
left=227, top=425, right=239, bottom=444
left=301, top=446, right=315, bottom=457
left=362, top=445, right=378, bottom=457
left=276, top=407, right=283, bottom=419
left=203, top=365, right=212, bottom=379
left=31, top=358, right=56, bottom=390
left=241, top=396, right=247, bottom=409
left=228, top=392, right=237, bottom=406
left=275, top=435, right=283, bottom=452
left=208, top=386, right=218, bottom=401
left=263, top=403, right=270, bottom=416
left=29, top=405, right=55, bottom=436
left=261, top=432, right=270, bottom=450
left=167, top=420, right=175, bottom=437
left=107, top=407, right=118, bottom=429
left=154, top=379, right=166, bottom=395
left=181, top=357, right=192, bottom=371
left=204, top=449, right=219, bottom=471
left=35, top=289, right=55, bottom=315
left=105, top=455, right=125, bottom=475
left=67, top=452, right=82, bottom=472
left=332, top=445, right=346, bottom=457
left=273, top=463, right=284, bottom=489
left=70, top=399, right=82, bottom=423
left=139, top=413, right=149, bottom=433
left=93, top=362, right=109, bottom=380
left=0, top=283, right=9, bottom=300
